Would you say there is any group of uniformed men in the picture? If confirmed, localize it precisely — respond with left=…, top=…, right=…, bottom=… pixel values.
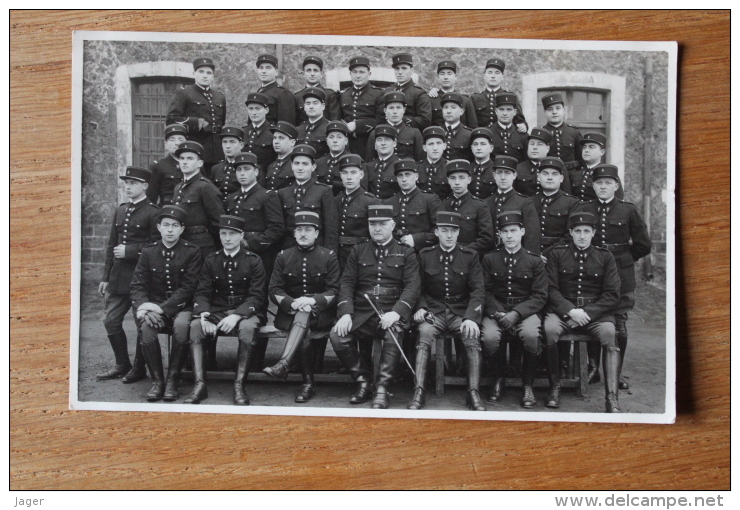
left=96, top=53, right=652, bottom=413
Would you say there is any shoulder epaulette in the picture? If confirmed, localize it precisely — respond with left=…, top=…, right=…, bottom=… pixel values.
left=363, top=191, right=375, bottom=198
left=594, top=245, right=610, bottom=252
left=147, top=202, right=160, bottom=209
left=619, top=199, right=636, bottom=206
left=581, top=199, right=596, bottom=204
left=551, top=244, right=568, bottom=251
left=145, top=241, right=158, bottom=247
left=458, top=245, right=475, bottom=253
left=524, top=249, right=539, bottom=256
left=314, top=181, right=330, bottom=188
left=419, top=246, right=436, bottom=253
left=204, top=251, right=220, bottom=260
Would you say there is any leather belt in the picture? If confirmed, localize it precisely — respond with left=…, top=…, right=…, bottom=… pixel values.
left=602, top=242, right=630, bottom=253
left=358, top=285, right=401, bottom=298
left=227, top=294, right=248, bottom=306
left=185, top=226, right=208, bottom=234
left=429, top=293, right=468, bottom=304
left=208, top=125, right=222, bottom=134
left=340, top=236, right=369, bottom=245
left=165, top=291, right=173, bottom=299
left=565, top=296, right=599, bottom=306
left=495, top=296, right=528, bottom=305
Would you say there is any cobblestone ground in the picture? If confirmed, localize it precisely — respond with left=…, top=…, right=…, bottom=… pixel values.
left=76, top=279, right=667, bottom=417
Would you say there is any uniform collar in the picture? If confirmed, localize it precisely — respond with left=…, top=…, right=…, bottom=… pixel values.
left=505, top=246, right=522, bottom=257
left=426, top=156, right=443, bottom=166
left=599, top=197, right=616, bottom=206
left=182, top=171, right=201, bottom=183
left=129, top=195, right=148, bottom=205
left=439, top=244, right=457, bottom=254
left=196, top=83, right=211, bottom=93
left=224, top=247, right=240, bottom=258
left=296, top=242, right=317, bottom=253
left=260, top=81, right=277, bottom=90
left=295, top=176, right=316, bottom=188
left=401, top=186, right=420, bottom=198
left=161, top=239, right=180, bottom=250
left=445, top=121, right=461, bottom=134
left=497, top=187, right=514, bottom=198
left=570, top=243, right=594, bottom=256
left=542, top=189, right=561, bottom=198
left=353, top=83, right=369, bottom=93
left=344, top=186, right=363, bottom=199
left=452, top=190, right=470, bottom=201
left=397, top=80, right=413, bottom=90
left=546, top=121, right=565, bottom=129
left=241, top=182, right=258, bottom=194
left=475, top=157, right=492, bottom=167
left=498, top=121, right=513, bottom=131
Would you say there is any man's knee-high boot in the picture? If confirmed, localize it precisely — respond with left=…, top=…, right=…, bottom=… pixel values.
left=96, top=332, right=132, bottom=380
left=615, top=313, right=629, bottom=389
left=141, top=341, right=165, bottom=402
left=163, top=341, right=187, bottom=401
left=587, top=341, right=601, bottom=384
left=557, top=340, right=571, bottom=379
left=520, top=349, right=538, bottom=409
left=407, top=344, right=430, bottom=410
left=486, top=348, right=507, bottom=404
left=465, top=346, right=486, bottom=411
left=372, top=333, right=402, bottom=409
left=311, top=336, right=328, bottom=374
left=234, top=340, right=252, bottom=405
left=263, top=311, right=310, bottom=380
left=295, top=335, right=316, bottom=403
left=545, top=343, right=561, bottom=408
left=333, top=339, right=373, bottom=404
left=205, top=336, right=219, bottom=371
left=184, top=340, right=208, bottom=404
left=604, top=347, right=621, bottom=413
left=122, top=332, right=148, bottom=383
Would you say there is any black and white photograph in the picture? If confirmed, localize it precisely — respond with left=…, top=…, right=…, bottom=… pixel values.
left=70, top=30, right=676, bottom=423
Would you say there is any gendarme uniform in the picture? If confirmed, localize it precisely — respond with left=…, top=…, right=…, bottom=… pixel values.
left=364, top=127, right=401, bottom=199
left=514, top=128, right=572, bottom=197
left=339, top=57, right=384, bottom=159
left=241, top=93, right=277, bottom=173
left=531, top=157, right=581, bottom=254
left=430, top=61, right=478, bottom=128
left=376, top=53, right=432, bottom=131
left=368, top=95, right=424, bottom=162
left=469, top=128, right=498, bottom=200
left=293, top=56, right=341, bottom=123
left=264, top=121, right=298, bottom=191
left=489, top=92, right=528, bottom=163
left=256, top=54, right=296, bottom=126
left=295, top=87, right=330, bottom=158
left=147, top=124, right=187, bottom=206
left=540, top=93, right=583, bottom=171
left=410, top=211, right=486, bottom=411
left=569, top=132, right=624, bottom=202
left=416, top=127, right=450, bottom=200
left=440, top=93, right=474, bottom=162
left=470, top=58, right=527, bottom=129
left=315, top=121, right=356, bottom=195
left=210, top=126, right=245, bottom=197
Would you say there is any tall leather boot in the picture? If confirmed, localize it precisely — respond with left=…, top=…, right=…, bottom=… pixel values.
left=141, top=341, right=165, bottom=402
left=184, top=340, right=208, bottom=404
left=122, top=334, right=148, bottom=383
left=96, top=332, right=132, bottom=380
left=407, top=344, right=430, bottom=410
left=557, top=340, right=571, bottom=379
left=163, top=341, right=187, bottom=401
left=520, top=349, right=538, bottom=409
left=234, top=340, right=252, bottom=405
left=295, top=336, right=316, bottom=403
left=486, top=348, right=507, bottom=404
left=465, top=346, right=486, bottom=411
left=334, top=341, right=373, bottom=404
left=545, top=343, right=561, bottom=408
left=205, top=336, right=219, bottom=371
left=604, top=347, right=621, bottom=413
left=372, top=333, right=402, bottom=409
left=615, top=313, right=630, bottom=389
left=453, top=337, right=466, bottom=376
left=312, top=336, right=328, bottom=374
left=587, top=341, right=601, bottom=383
left=263, top=311, right=309, bottom=380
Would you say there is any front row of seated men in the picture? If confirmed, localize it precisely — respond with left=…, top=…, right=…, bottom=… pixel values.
left=127, top=200, right=624, bottom=413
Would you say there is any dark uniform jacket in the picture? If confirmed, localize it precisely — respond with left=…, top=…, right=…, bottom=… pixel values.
left=367, top=123, right=424, bottom=162
left=443, top=123, right=474, bottom=162
left=102, top=198, right=161, bottom=294
left=241, top=121, right=277, bottom=173
left=316, top=149, right=360, bottom=195
left=210, top=158, right=240, bottom=197
left=224, top=184, right=285, bottom=255
left=277, top=176, right=339, bottom=252
left=339, top=83, right=384, bottom=137
left=541, top=123, right=582, bottom=170
left=532, top=190, right=581, bottom=253
left=377, top=81, right=432, bottom=130
left=365, top=153, right=401, bottom=199
left=485, top=188, right=542, bottom=255
left=546, top=243, right=621, bottom=323
left=431, top=92, right=478, bottom=129
left=294, top=85, right=341, bottom=123
left=296, top=116, right=330, bottom=158
left=166, top=84, right=226, bottom=164
left=416, top=158, right=451, bottom=201
left=515, top=158, right=573, bottom=197
left=258, top=81, right=296, bottom=126
left=264, top=155, right=295, bottom=191
left=490, top=122, right=528, bottom=162
left=335, top=188, right=381, bottom=271
left=147, top=154, right=182, bottom=205
left=577, top=198, right=652, bottom=294
left=269, top=244, right=341, bottom=331
left=470, top=159, right=497, bottom=200
left=172, top=173, right=224, bottom=249
left=471, top=87, right=527, bottom=129
left=337, top=239, right=421, bottom=331
left=193, top=248, right=267, bottom=319
left=482, top=247, right=547, bottom=319
left=385, top=187, right=441, bottom=250
left=569, top=163, right=625, bottom=202
left=417, top=244, right=485, bottom=323
left=440, top=192, right=495, bottom=256
left=130, top=239, right=203, bottom=317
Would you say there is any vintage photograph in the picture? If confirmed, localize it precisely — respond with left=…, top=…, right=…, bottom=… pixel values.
left=70, top=31, right=676, bottom=423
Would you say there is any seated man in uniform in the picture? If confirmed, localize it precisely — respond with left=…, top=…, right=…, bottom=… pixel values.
left=263, top=211, right=341, bottom=403
left=410, top=211, right=486, bottom=411
left=330, top=205, right=421, bottom=409
left=188, top=215, right=267, bottom=405
left=129, top=205, right=202, bottom=402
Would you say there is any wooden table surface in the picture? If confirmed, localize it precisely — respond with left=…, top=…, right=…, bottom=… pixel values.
left=10, top=10, right=729, bottom=490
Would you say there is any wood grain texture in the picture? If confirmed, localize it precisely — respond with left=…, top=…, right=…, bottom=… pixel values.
left=10, top=10, right=729, bottom=490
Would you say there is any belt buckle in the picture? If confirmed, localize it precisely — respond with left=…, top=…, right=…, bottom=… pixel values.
left=165, top=291, right=173, bottom=299
left=576, top=297, right=585, bottom=307
left=228, top=296, right=236, bottom=306
left=372, top=285, right=380, bottom=296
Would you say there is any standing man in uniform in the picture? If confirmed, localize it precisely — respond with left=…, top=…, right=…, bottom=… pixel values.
left=364, top=125, right=401, bottom=199
left=166, top=57, right=226, bottom=176
left=544, top=211, right=623, bottom=412
left=241, top=93, right=277, bottom=174
left=410, top=211, right=486, bottom=411
left=540, top=93, right=582, bottom=173
left=578, top=165, right=651, bottom=390
left=210, top=126, right=244, bottom=196
left=570, top=132, right=623, bottom=202
left=264, top=121, right=298, bottom=191
left=330, top=204, right=421, bottom=409
left=277, top=144, right=339, bottom=252
left=440, top=93, right=474, bottom=163
left=376, top=53, right=431, bottom=131
left=296, top=87, right=330, bottom=159
left=367, top=91, right=423, bottom=162
left=147, top=124, right=187, bottom=206
left=470, top=58, right=527, bottom=132
left=97, top=166, right=160, bottom=382
left=293, top=56, right=340, bottom=124
left=339, top=56, right=384, bottom=159
left=129, top=205, right=202, bottom=402
left=255, top=54, right=296, bottom=126
left=480, top=211, right=547, bottom=408
left=416, top=126, right=450, bottom=200
left=469, top=127, right=498, bottom=200
left=315, top=120, right=356, bottom=194
left=490, top=92, right=528, bottom=163
left=533, top=157, right=580, bottom=257
left=187, top=215, right=267, bottom=405
left=515, top=127, right=571, bottom=197
left=335, top=154, right=380, bottom=272
left=263, top=211, right=341, bottom=403
left=427, top=60, right=477, bottom=129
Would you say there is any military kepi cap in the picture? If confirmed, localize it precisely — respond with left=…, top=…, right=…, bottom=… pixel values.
left=295, top=210, right=320, bottom=228
left=220, top=215, right=247, bottom=233
left=497, top=211, right=524, bottom=228
left=175, top=141, right=204, bottom=158
left=494, top=155, right=518, bottom=172
left=219, top=126, right=244, bottom=140
left=367, top=204, right=394, bottom=221
left=539, top=157, right=566, bottom=174
left=495, top=92, right=518, bottom=107
left=437, top=60, right=457, bottom=73
left=422, top=126, right=446, bottom=142
left=326, top=120, right=350, bottom=136
left=302, top=87, right=326, bottom=102
left=529, top=127, right=553, bottom=144
left=391, top=53, right=413, bottom=67
left=270, top=121, right=298, bottom=139
left=592, top=164, right=620, bottom=182
left=470, top=127, right=494, bottom=142
left=303, top=56, right=324, bottom=70
left=446, top=159, right=471, bottom=176
left=383, top=91, right=406, bottom=105
left=164, top=124, right=188, bottom=140
left=436, top=211, right=462, bottom=228
left=193, top=57, right=215, bottom=70
left=119, top=166, right=152, bottom=183
left=485, top=58, right=506, bottom=72
left=160, top=205, right=187, bottom=224
left=580, top=132, right=607, bottom=147
left=440, top=93, right=464, bottom=108
left=568, top=212, right=597, bottom=229
left=256, top=54, right=279, bottom=67
left=245, top=93, right=269, bottom=107
left=291, top=144, right=317, bottom=161
left=374, top=124, right=397, bottom=140
left=339, top=153, right=364, bottom=169
left=541, top=93, right=565, bottom=108
left=349, top=56, right=371, bottom=70
left=394, top=159, right=417, bottom=175
left=234, top=152, right=259, bottom=168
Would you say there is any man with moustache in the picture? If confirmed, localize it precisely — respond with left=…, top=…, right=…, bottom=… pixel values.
left=339, top=56, right=384, bottom=159
left=241, top=93, right=277, bottom=174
